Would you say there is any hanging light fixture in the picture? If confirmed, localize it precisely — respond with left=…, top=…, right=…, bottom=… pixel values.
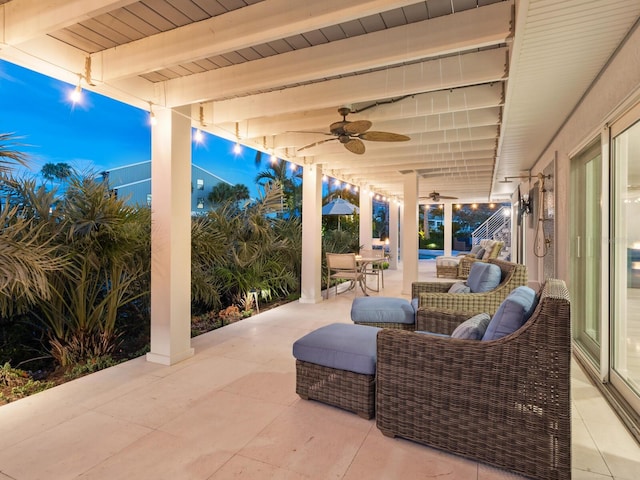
left=69, top=74, right=82, bottom=103
left=194, top=104, right=205, bottom=143
left=233, top=122, right=242, bottom=154
left=148, top=102, right=157, bottom=126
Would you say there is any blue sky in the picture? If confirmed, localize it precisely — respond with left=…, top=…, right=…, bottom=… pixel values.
left=0, top=59, right=266, bottom=198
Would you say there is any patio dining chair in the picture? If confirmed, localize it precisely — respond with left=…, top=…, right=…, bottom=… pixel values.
left=358, top=248, right=387, bottom=291
left=326, top=253, right=364, bottom=299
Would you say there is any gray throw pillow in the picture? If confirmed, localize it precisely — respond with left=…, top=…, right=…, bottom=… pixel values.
left=470, top=244, right=482, bottom=255
left=466, top=262, right=502, bottom=293
left=451, top=313, right=491, bottom=340
left=448, top=281, right=471, bottom=293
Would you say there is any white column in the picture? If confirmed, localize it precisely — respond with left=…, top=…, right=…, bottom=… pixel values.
left=300, top=162, right=323, bottom=304
left=147, top=105, right=194, bottom=365
left=359, top=189, right=373, bottom=250
left=444, top=202, right=453, bottom=257
left=388, top=200, right=399, bottom=269
left=402, top=172, right=419, bottom=295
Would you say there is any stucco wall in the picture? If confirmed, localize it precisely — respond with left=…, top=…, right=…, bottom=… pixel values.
left=526, top=22, right=640, bottom=284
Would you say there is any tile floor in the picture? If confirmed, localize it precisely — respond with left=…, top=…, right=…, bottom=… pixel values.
left=0, top=261, right=638, bottom=479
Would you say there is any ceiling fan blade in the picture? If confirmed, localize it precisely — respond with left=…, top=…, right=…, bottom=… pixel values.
left=297, top=137, right=337, bottom=152
left=439, top=195, right=458, bottom=199
left=359, top=131, right=410, bottom=142
left=343, top=120, right=372, bottom=135
left=344, top=138, right=365, bottom=155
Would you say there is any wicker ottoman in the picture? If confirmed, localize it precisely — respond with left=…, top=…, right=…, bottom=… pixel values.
left=293, top=323, right=380, bottom=419
left=435, top=256, right=461, bottom=278
left=350, top=297, right=416, bottom=330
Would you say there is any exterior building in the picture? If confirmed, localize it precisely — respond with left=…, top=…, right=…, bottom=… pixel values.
left=103, top=161, right=233, bottom=213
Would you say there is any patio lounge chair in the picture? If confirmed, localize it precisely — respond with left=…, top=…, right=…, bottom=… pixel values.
left=376, top=278, right=571, bottom=480
left=412, top=259, right=527, bottom=331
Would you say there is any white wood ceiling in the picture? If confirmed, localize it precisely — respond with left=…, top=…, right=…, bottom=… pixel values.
left=1, top=0, right=639, bottom=202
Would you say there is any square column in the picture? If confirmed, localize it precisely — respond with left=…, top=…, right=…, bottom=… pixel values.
left=359, top=189, right=373, bottom=250
left=402, top=172, right=419, bottom=295
left=147, top=105, right=194, bottom=365
left=300, top=162, right=323, bottom=304
left=389, top=200, right=399, bottom=269
left=444, top=202, right=453, bottom=257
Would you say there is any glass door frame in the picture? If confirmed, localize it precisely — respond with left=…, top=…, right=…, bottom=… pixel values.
left=609, top=102, right=640, bottom=413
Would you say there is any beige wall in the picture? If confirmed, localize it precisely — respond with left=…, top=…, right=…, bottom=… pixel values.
left=524, top=23, right=640, bottom=284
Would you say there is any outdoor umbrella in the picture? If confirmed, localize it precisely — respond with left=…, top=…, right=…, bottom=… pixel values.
left=322, top=198, right=359, bottom=230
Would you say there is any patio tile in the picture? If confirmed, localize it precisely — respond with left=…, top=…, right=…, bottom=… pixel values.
left=77, top=429, right=234, bottom=480
left=572, top=414, right=612, bottom=477
left=571, top=470, right=614, bottom=479
left=0, top=410, right=151, bottom=479
left=207, top=455, right=310, bottom=479
left=345, top=429, right=481, bottom=480
left=222, top=370, right=298, bottom=406
left=159, top=390, right=287, bottom=451
left=238, top=400, right=373, bottom=478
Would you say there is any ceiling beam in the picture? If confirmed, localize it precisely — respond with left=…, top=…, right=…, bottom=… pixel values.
left=203, top=47, right=508, bottom=122
left=1, top=0, right=135, bottom=45
left=93, top=0, right=423, bottom=80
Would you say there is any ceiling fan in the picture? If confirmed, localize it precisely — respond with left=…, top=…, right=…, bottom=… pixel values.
left=297, top=107, right=410, bottom=155
left=421, top=191, right=459, bottom=202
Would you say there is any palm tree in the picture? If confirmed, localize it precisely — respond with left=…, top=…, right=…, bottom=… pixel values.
left=0, top=133, right=29, bottom=173
left=0, top=134, right=65, bottom=316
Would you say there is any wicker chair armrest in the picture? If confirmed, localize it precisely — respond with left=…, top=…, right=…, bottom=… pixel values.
left=415, top=308, right=473, bottom=335
left=411, top=281, right=453, bottom=298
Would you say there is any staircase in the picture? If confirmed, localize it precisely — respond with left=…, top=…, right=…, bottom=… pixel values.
left=471, top=207, right=512, bottom=259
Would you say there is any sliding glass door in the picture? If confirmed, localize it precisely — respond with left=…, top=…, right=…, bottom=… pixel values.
left=570, top=142, right=602, bottom=365
left=611, top=116, right=640, bottom=408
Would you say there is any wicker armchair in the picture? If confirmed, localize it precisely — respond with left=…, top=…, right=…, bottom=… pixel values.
left=458, top=241, right=505, bottom=278
left=376, top=279, right=571, bottom=480
left=412, top=259, right=527, bottom=330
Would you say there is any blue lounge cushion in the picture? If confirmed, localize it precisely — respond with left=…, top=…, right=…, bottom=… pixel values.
left=350, top=297, right=415, bottom=325
left=448, top=281, right=471, bottom=293
left=466, top=262, right=502, bottom=293
left=451, top=313, right=491, bottom=340
left=411, top=297, right=419, bottom=313
left=292, top=323, right=380, bottom=375
left=482, top=286, right=538, bottom=341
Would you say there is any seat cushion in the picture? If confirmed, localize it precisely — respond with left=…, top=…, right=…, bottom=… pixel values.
left=482, top=286, right=538, bottom=341
left=451, top=313, right=491, bottom=340
left=466, top=262, right=502, bottom=293
left=293, top=323, right=380, bottom=375
left=350, top=297, right=415, bottom=325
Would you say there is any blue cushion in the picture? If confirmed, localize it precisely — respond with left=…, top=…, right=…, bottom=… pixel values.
left=350, top=297, right=415, bottom=325
left=292, top=323, right=380, bottom=375
left=411, top=297, right=419, bottom=313
left=466, top=262, right=501, bottom=293
left=451, top=313, right=491, bottom=340
left=448, top=281, right=471, bottom=293
left=482, top=286, right=538, bottom=341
